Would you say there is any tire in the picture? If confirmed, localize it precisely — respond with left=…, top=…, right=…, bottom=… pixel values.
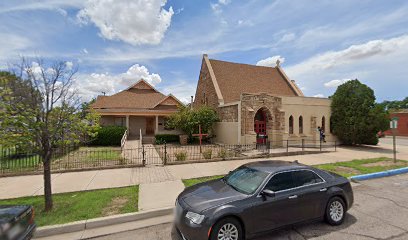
left=210, top=217, right=243, bottom=240
left=325, top=196, right=346, bottom=225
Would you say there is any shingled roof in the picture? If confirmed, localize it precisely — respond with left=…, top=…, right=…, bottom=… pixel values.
left=92, top=79, right=182, bottom=110
left=207, top=57, right=303, bottom=103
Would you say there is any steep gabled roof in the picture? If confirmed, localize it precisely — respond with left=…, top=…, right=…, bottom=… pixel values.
left=92, top=79, right=182, bottom=110
left=205, top=56, right=303, bottom=103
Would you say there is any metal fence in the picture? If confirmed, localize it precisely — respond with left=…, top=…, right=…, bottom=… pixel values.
left=0, top=140, right=336, bottom=176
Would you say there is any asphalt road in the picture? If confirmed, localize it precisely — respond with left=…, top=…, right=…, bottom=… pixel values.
left=380, top=136, right=408, bottom=146
left=93, top=174, right=408, bottom=240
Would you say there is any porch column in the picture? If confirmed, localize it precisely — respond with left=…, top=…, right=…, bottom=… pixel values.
left=126, top=115, right=129, bottom=131
left=155, top=115, right=159, bottom=134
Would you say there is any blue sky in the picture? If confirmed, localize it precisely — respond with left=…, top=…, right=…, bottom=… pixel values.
left=1, top=0, right=408, bottom=103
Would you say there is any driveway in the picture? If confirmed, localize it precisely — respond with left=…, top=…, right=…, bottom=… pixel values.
left=94, top=173, right=408, bottom=240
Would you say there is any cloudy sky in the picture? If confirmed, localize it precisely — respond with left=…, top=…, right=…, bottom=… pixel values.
left=1, top=0, right=407, bottom=103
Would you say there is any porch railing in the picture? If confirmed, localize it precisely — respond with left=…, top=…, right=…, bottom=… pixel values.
left=121, top=129, right=128, bottom=150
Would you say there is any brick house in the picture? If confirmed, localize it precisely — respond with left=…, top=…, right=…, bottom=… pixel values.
left=193, top=54, right=335, bottom=145
left=384, top=110, right=408, bottom=137
left=92, top=79, right=183, bottom=138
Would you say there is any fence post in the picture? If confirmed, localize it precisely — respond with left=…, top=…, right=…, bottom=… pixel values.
left=302, top=139, right=305, bottom=153
left=142, top=144, right=146, bottom=166
left=164, top=142, right=167, bottom=165
left=286, top=140, right=289, bottom=153
left=320, top=140, right=322, bottom=152
left=335, top=141, right=337, bottom=152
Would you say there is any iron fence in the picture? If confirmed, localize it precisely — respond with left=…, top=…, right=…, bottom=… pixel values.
left=0, top=140, right=336, bottom=176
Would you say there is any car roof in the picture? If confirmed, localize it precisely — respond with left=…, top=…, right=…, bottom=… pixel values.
left=243, top=160, right=311, bottom=173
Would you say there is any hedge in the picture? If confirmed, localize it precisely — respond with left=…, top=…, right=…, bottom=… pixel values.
left=155, top=134, right=179, bottom=144
left=91, top=126, right=127, bottom=146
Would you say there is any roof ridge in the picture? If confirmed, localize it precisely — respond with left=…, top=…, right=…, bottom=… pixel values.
left=209, top=58, right=277, bottom=69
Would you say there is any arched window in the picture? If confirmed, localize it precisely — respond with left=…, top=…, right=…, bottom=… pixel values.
left=299, top=116, right=303, bottom=134
left=322, top=116, right=326, bottom=132
left=289, top=115, right=294, bottom=134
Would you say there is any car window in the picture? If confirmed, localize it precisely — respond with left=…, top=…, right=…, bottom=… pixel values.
left=224, top=166, right=269, bottom=195
left=293, top=170, right=323, bottom=187
left=264, top=172, right=295, bottom=192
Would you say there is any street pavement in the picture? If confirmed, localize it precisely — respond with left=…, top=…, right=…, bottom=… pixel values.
left=92, top=173, right=408, bottom=240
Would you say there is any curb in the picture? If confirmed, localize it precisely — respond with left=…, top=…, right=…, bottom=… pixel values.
left=350, top=167, right=408, bottom=181
left=34, top=207, right=173, bottom=238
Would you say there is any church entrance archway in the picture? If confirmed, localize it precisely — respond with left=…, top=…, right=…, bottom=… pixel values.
left=254, top=108, right=271, bottom=144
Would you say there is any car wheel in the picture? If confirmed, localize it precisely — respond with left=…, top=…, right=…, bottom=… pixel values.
left=325, top=196, right=346, bottom=225
left=210, top=217, right=243, bottom=240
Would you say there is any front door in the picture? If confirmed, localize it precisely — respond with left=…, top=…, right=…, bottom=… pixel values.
left=254, top=110, right=267, bottom=144
left=146, top=117, right=154, bottom=135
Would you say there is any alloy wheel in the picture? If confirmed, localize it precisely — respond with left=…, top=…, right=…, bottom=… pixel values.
left=329, top=200, right=344, bottom=222
left=217, top=223, right=239, bottom=240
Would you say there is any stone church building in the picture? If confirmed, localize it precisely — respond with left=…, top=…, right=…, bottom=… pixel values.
left=193, top=54, right=335, bottom=145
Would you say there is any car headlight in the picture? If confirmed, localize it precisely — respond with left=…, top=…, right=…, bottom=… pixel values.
left=0, top=223, right=11, bottom=233
left=185, top=211, right=205, bottom=225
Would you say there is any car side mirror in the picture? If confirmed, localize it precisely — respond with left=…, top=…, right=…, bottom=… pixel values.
left=261, top=189, right=275, bottom=198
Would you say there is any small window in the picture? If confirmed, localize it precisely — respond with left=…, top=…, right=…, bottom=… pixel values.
left=114, top=117, right=125, bottom=127
left=289, top=115, right=294, bottom=134
left=265, top=172, right=295, bottom=192
left=299, top=116, right=303, bottom=134
left=292, top=170, right=323, bottom=187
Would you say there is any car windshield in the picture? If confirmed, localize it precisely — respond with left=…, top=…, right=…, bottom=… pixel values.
left=224, top=166, right=269, bottom=195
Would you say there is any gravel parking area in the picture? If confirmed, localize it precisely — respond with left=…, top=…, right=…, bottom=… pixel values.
left=94, top=173, right=408, bottom=240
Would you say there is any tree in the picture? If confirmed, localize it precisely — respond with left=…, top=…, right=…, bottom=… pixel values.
left=379, top=97, right=408, bottom=111
left=167, top=105, right=219, bottom=139
left=0, top=59, right=100, bottom=211
left=331, top=79, right=389, bottom=145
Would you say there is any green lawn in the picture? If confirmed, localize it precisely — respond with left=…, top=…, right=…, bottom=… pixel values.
left=182, top=158, right=408, bottom=187
left=315, top=157, right=408, bottom=178
left=183, top=175, right=224, bottom=188
left=0, top=186, right=139, bottom=227
left=78, top=147, right=122, bottom=162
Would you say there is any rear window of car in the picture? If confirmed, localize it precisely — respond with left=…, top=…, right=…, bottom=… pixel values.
left=292, top=170, right=323, bottom=187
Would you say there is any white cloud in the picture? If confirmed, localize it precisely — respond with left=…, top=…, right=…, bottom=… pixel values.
left=77, top=0, right=174, bottom=45
left=313, top=94, right=325, bottom=98
left=256, top=55, right=285, bottom=67
left=211, top=0, right=231, bottom=14
left=74, top=64, right=162, bottom=101
left=65, top=61, right=73, bottom=70
left=324, top=79, right=352, bottom=88
left=82, top=48, right=89, bottom=54
left=287, top=35, right=408, bottom=77
left=286, top=34, right=408, bottom=99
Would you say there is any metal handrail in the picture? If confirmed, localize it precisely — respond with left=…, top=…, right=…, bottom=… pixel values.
left=121, top=129, right=128, bottom=150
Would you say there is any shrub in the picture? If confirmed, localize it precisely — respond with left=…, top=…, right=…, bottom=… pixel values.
left=155, top=134, right=179, bottom=144
left=90, top=126, right=126, bottom=146
left=217, top=149, right=228, bottom=160
left=174, top=151, right=187, bottom=161
left=202, top=149, right=212, bottom=159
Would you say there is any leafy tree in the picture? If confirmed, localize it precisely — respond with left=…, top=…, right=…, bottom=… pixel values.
left=331, top=79, right=389, bottom=145
left=167, top=105, right=219, bottom=139
left=379, top=97, right=408, bottom=111
left=0, top=59, right=100, bottom=211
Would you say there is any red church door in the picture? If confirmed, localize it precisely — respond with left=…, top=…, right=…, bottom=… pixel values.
left=254, top=110, right=267, bottom=144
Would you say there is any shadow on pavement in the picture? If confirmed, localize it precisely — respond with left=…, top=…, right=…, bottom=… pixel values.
left=171, top=213, right=357, bottom=240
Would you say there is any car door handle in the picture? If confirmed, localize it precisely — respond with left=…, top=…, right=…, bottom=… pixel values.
left=320, top=188, right=327, bottom=192
left=288, top=195, right=298, bottom=199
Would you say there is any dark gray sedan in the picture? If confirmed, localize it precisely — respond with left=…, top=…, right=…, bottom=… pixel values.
left=174, top=160, right=354, bottom=240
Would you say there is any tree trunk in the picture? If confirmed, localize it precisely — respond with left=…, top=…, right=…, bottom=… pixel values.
left=43, top=151, right=53, bottom=211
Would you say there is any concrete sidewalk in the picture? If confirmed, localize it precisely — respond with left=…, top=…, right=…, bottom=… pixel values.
left=1, top=142, right=408, bottom=211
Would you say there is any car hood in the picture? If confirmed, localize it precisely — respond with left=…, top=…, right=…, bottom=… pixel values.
left=179, top=179, right=247, bottom=213
left=0, top=205, right=30, bottom=224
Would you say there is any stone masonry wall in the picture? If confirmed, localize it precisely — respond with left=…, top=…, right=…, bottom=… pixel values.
left=218, top=104, right=239, bottom=122
left=193, top=59, right=219, bottom=110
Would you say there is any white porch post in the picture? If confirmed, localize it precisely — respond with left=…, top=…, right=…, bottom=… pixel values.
left=155, top=115, right=159, bottom=134
left=126, top=115, right=129, bottom=131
